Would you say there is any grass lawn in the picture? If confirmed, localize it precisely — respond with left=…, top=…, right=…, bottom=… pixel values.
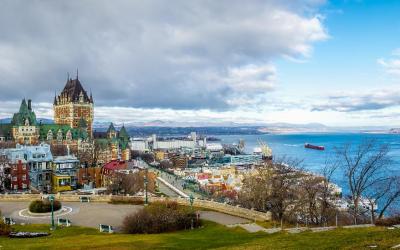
left=1, top=221, right=400, bottom=250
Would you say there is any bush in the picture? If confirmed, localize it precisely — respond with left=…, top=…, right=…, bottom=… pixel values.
left=110, top=196, right=144, bottom=205
left=29, top=199, right=62, bottom=213
left=0, top=210, right=11, bottom=236
left=0, top=222, right=11, bottom=236
left=375, top=216, right=400, bottom=226
left=122, top=200, right=201, bottom=234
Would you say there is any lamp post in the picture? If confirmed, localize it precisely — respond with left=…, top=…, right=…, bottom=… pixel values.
left=189, top=194, right=194, bottom=229
left=49, top=195, right=55, bottom=230
left=144, top=168, right=148, bottom=206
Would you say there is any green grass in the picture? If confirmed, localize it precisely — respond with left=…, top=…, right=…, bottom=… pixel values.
left=1, top=222, right=400, bottom=249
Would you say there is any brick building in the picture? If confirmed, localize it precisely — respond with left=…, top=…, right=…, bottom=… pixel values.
left=3, top=148, right=30, bottom=191
left=54, top=73, right=94, bottom=137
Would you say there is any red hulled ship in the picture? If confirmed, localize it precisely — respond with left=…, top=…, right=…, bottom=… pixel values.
left=304, top=143, right=325, bottom=151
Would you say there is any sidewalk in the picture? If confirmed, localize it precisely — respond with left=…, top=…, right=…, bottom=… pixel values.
left=226, top=222, right=375, bottom=234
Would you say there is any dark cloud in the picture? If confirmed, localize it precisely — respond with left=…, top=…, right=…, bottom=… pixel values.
left=0, top=0, right=326, bottom=110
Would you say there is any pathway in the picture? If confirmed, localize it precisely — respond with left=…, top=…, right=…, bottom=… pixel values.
left=225, top=223, right=376, bottom=234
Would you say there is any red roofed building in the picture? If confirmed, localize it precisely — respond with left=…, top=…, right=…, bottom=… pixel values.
left=101, top=160, right=128, bottom=187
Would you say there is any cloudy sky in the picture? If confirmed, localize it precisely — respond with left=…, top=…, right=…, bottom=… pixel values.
left=0, top=0, right=400, bottom=126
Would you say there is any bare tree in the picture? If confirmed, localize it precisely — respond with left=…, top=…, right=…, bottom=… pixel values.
left=320, top=157, right=340, bottom=225
left=50, top=144, right=68, bottom=156
left=108, top=170, right=156, bottom=195
left=239, top=157, right=304, bottom=226
left=159, top=160, right=173, bottom=170
left=337, top=140, right=391, bottom=224
left=366, top=176, right=400, bottom=222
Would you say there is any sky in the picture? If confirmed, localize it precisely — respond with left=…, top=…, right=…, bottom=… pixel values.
left=0, top=0, right=400, bottom=126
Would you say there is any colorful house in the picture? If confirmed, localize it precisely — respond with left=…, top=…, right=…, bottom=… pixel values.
left=24, top=144, right=54, bottom=193
left=52, top=154, right=79, bottom=192
left=52, top=173, right=72, bottom=193
left=2, top=148, right=29, bottom=191
left=101, top=160, right=128, bottom=187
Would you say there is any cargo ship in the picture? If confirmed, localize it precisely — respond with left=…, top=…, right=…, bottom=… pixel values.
left=304, top=143, right=325, bottom=151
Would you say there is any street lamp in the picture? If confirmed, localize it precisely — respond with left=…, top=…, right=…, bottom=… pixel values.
left=144, top=168, right=148, bottom=206
left=49, top=195, right=55, bottom=230
left=189, top=194, right=194, bottom=229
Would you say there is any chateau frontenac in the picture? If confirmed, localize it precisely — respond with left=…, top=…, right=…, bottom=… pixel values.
left=0, top=73, right=130, bottom=164
left=54, top=75, right=94, bottom=137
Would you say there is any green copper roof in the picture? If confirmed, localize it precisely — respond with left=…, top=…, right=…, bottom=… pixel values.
left=78, top=117, right=87, bottom=128
left=107, top=122, right=116, bottom=133
left=39, top=124, right=85, bottom=140
left=12, top=99, right=37, bottom=126
left=118, top=125, right=129, bottom=140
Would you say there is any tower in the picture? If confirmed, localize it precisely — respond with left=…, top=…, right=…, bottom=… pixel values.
left=54, top=73, right=94, bottom=137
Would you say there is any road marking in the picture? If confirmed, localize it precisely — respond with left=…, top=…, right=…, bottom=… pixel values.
left=18, top=206, right=73, bottom=219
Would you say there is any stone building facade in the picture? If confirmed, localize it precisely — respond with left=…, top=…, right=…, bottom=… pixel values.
left=54, top=75, right=94, bottom=137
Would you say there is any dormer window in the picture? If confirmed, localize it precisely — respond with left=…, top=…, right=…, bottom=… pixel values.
left=66, top=130, right=72, bottom=142
left=57, top=129, right=63, bottom=142
left=47, top=130, right=53, bottom=141
left=79, top=91, right=84, bottom=103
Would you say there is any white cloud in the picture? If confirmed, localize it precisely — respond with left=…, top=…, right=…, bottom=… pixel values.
left=378, top=49, right=400, bottom=77
left=311, top=89, right=400, bottom=112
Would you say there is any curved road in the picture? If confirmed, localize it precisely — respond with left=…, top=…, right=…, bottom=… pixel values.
left=0, top=201, right=249, bottom=231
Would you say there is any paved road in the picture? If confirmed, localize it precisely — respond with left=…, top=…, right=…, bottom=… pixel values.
left=0, top=201, right=142, bottom=231
left=148, top=165, right=202, bottom=198
left=0, top=201, right=250, bottom=230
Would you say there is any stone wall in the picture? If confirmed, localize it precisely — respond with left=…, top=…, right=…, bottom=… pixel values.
left=0, top=193, right=271, bottom=221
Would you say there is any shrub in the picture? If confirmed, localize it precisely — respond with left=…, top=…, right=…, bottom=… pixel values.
left=0, top=211, right=11, bottom=236
left=29, top=199, right=62, bottom=213
left=109, top=196, right=144, bottom=205
left=375, top=216, right=400, bottom=226
left=122, top=200, right=201, bottom=234
left=0, top=222, right=11, bottom=236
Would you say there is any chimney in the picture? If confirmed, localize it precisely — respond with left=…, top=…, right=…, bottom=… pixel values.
left=28, top=99, right=32, bottom=111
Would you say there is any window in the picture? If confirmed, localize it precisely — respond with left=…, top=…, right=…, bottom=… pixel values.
left=13, top=185, right=17, bottom=190
left=22, top=183, right=27, bottom=189
left=12, top=176, right=17, bottom=181
left=22, top=175, right=26, bottom=181
left=22, top=165, right=26, bottom=170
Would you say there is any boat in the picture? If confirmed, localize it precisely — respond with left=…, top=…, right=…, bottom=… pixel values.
left=304, top=143, right=325, bottom=151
